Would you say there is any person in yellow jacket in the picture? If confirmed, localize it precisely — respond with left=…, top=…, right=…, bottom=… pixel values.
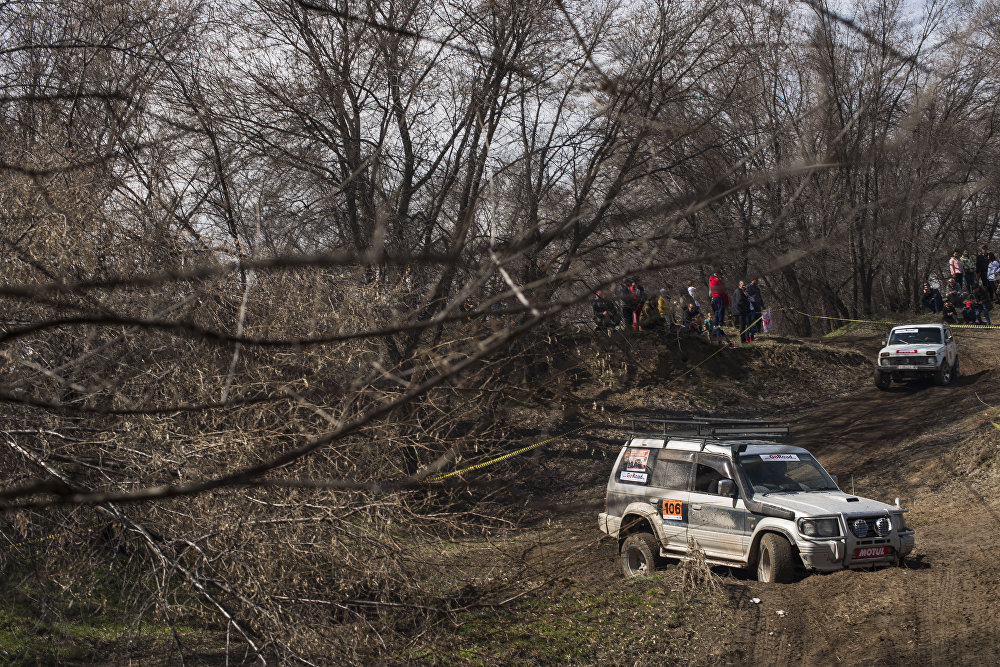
left=657, top=289, right=674, bottom=331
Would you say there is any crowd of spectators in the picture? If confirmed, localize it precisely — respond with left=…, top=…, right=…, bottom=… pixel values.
left=925, top=245, right=998, bottom=325
left=592, top=274, right=766, bottom=345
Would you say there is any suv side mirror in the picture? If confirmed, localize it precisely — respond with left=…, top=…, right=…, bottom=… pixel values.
left=717, top=479, right=736, bottom=497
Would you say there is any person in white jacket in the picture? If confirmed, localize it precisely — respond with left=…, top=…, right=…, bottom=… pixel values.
left=686, top=280, right=702, bottom=309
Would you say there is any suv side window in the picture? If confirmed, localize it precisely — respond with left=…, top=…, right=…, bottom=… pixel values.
left=693, top=456, right=733, bottom=495
left=650, top=457, right=694, bottom=490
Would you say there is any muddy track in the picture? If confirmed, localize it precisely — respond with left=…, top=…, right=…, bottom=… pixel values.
left=724, top=332, right=1000, bottom=666
left=533, top=330, right=1000, bottom=665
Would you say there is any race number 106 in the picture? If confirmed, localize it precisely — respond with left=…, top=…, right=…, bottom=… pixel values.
left=661, top=499, right=683, bottom=521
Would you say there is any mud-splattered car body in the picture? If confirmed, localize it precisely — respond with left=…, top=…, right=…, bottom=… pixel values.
left=599, top=421, right=915, bottom=582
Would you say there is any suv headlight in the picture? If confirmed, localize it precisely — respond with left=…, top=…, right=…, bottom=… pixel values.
left=798, top=517, right=841, bottom=538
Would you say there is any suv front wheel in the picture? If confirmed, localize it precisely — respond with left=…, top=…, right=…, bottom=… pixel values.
left=934, top=361, right=953, bottom=386
left=874, top=369, right=891, bottom=390
left=757, top=533, right=794, bottom=583
left=620, top=532, right=661, bottom=579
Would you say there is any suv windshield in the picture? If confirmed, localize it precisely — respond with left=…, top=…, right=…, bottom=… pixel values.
left=739, top=453, right=838, bottom=494
left=888, top=327, right=942, bottom=345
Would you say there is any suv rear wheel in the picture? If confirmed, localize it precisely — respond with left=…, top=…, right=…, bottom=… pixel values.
left=620, top=532, right=661, bottom=579
left=757, top=533, right=794, bottom=583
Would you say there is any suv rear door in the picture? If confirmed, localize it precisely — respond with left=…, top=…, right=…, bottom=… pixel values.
left=647, top=450, right=694, bottom=553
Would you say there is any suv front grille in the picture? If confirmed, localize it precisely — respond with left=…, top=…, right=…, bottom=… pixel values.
left=883, top=355, right=934, bottom=366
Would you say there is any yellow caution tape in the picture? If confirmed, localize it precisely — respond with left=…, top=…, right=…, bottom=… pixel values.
left=435, top=316, right=763, bottom=480
left=786, top=307, right=1000, bottom=330
left=3, top=524, right=103, bottom=552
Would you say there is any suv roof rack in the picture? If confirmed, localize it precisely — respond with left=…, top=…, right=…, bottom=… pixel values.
left=628, top=417, right=789, bottom=440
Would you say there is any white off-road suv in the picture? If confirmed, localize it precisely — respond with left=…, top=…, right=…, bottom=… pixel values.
left=875, top=323, right=958, bottom=389
left=598, top=418, right=915, bottom=583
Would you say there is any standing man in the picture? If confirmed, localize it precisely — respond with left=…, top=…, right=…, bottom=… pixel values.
left=988, top=253, right=1000, bottom=298
left=746, top=278, right=765, bottom=338
left=708, top=272, right=728, bottom=329
left=977, top=245, right=990, bottom=291
left=732, top=282, right=752, bottom=343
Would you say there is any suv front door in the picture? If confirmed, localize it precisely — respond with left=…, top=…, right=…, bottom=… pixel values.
left=686, top=454, right=746, bottom=560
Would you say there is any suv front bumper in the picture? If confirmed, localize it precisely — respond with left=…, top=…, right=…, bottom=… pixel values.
left=797, top=531, right=915, bottom=572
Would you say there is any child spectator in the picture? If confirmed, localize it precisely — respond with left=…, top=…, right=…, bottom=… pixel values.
left=962, top=301, right=977, bottom=324
left=942, top=300, right=957, bottom=324
left=704, top=317, right=734, bottom=346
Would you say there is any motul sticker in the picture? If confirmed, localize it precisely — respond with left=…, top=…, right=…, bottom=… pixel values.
left=896, top=349, right=918, bottom=354
left=661, top=499, right=683, bottom=521
left=760, top=454, right=800, bottom=462
left=855, top=546, right=891, bottom=558
left=619, top=470, right=648, bottom=483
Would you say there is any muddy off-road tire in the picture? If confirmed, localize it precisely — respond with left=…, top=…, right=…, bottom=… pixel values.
left=934, top=361, right=953, bottom=386
left=757, top=533, right=794, bottom=584
left=953, top=357, right=960, bottom=377
left=620, top=532, right=661, bottom=579
left=874, top=370, right=891, bottom=390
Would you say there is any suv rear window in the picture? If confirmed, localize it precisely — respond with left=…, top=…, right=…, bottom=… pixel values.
left=617, top=447, right=656, bottom=485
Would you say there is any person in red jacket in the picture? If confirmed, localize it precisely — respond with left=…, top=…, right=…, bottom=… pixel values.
left=708, top=273, right=729, bottom=328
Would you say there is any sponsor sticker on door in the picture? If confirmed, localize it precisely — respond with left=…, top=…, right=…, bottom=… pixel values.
left=661, top=499, right=683, bottom=521
left=855, top=545, right=891, bottom=559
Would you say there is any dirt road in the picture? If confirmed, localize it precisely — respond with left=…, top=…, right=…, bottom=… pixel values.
left=722, top=330, right=1000, bottom=666
left=530, top=329, right=1000, bottom=666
